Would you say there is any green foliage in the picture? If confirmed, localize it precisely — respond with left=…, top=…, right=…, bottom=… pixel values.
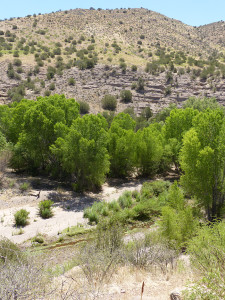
left=141, top=180, right=170, bottom=199
left=179, top=109, right=225, bottom=220
left=136, top=77, right=145, bottom=91
left=101, top=94, right=117, bottom=111
left=135, top=124, right=164, bottom=176
left=14, top=209, right=29, bottom=226
left=140, top=107, right=152, bottom=120
left=68, top=77, right=75, bottom=86
left=120, top=90, right=132, bottom=103
left=84, top=201, right=108, bottom=224
left=32, top=235, right=44, bottom=244
left=164, top=107, right=199, bottom=168
left=152, top=103, right=177, bottom=123
left=118, top=191, right=133, bottom=208
left=19, top=182, right=30, bottom=192
left=84, top=179, right=171, bottom=227
left=63, top=225, right=91, bottom=237
left=108, top=113, right=136, bottom=177
left=13, top=58, right=22, bottom=66
left=52, top=114, right=110, bottom=190
left=46, top=66, right=56, bottom=79
left=0, top=131, right=7, bottom=150
left=95, top=218, right=123, bottom=252
left=160, top=182, right=198, bottom=249
left=78, top=101, right=90, bottom=114
left=0, top=238, right=23, bottom=263
left=186, top=222, right=225, bottom=299
left=10, top=95, right=80, bottom=173
left=108, top=200, right=121, bottom=212
left=183, top=96, right=222, bottom=111
left=49, top=83, right=55, bottom=90
left=39, top=200, right=53, bottom=219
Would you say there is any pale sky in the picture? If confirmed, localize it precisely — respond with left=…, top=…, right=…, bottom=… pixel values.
left=1, top=0, right=224, bottom=26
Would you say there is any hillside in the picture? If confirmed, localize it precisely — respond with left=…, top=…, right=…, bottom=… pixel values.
left=0, top=8, right=225, bottom=113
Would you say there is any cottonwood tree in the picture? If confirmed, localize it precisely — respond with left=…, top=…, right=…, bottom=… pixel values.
left=51, top=114, right=110, bottom=190
left=108, top=113, right=136, bottom=177
left=164, top=107, right=198, bottom=170
left=180, top=109, right=225, bottom=221
left=135, top=123, right=164, bottom=176
left=10, top=95, right=80, bottom=173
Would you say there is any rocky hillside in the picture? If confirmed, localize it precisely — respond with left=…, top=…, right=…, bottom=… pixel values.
left=0, top=8, right=225, bottom=113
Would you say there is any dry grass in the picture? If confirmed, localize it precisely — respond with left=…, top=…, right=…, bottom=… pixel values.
left=51, top=258, right=195, bottom=299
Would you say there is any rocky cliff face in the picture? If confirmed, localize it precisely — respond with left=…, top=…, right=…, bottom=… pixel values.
left=1, top=63, right=224, bottom=114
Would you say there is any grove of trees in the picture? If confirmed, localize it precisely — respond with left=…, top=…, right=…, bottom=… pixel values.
left=0, top=94, right=225, bottom=220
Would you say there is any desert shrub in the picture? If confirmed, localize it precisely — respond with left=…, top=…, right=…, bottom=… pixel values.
left=0, top=254, right=50, bottom=299
left=96, top=218, right=123, bottom=251
left=32, top=235, right=44, bottom=244
left=79, top=239, right=120, bottom=290
left=185, top=222, right=225, bottom=299
left=124, top=235, right=177, bottom=271
left=108, top=200, right=121, bottom=212
left=131, top=82, right=137, bottom=90
left=120, top=90, right=132, bottom=103
left=49, top=83, right=55, bottom=90
left=83, top=201, right=108, bottom=224
left=16, top=67, right=23, bottom=74
left=19, top=182, right=30, bottom=192
left=44, top=90, right=51, bottom=96
left=0, top=238, right=23, bottom=263
left=7, top=63, right=15, bottom=79
left=78, top=219, right=123, bottom=292
left=131, top=65, right=137, bottom=71
left=68, top=77, right=75, bottom=86
left=118, top=191, right=133, bottom=209
left=142, top=107, right=153, bottom=120
left=13, top=50, right=19, bottom=57
left=39, top=200, right=53, bottom=219
left=46, top=66, right=56, bottom=79
left=130, top=201, right=157, bottom=221
left=78, top=101, right=90, bottom=114
left=13, top=58, right=22, bottom=66
left=119, top=62, right=127, bottom=72
left=164, top=86, right=172, bottom=96
left=136, top=77, right=145, bottom=91
left=101, top=94, right=117, bottom=111
left=141, top=180, right=170, bottom=199
left=160, top=182, right=198, bottom=249
left=14, top=209, right=29, bottom=227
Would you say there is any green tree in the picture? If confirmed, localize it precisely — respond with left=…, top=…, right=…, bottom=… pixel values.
left=135, top=123, right=163, bottom=176
left=10, top=95, right=79, bottom=173
left=164, top=107, right=198, bottom=169
left=51, top=114, right=110, bottom=190
left=183, top=96, right=221, bottom=111
left=160, top=182, right=197, bottom=249
left=179, top=109, right=225, bottom=220
left=108, top=113, right=136, bottom=177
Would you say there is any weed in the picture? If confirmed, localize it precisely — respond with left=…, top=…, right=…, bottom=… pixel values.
left=39, top=200, right=53, bottom=219
left=14, top=209, right=29, bottom=227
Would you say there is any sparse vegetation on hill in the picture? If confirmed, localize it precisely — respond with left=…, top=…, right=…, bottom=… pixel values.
left=0, top=8, right=225, bottom=114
